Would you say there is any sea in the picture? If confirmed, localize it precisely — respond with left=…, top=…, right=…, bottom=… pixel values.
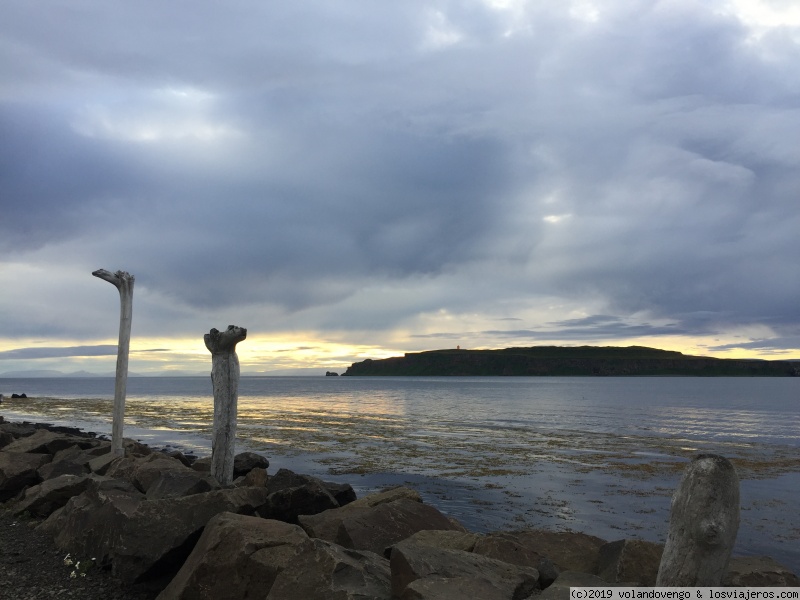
left=1, top=375, right=798, bottom=571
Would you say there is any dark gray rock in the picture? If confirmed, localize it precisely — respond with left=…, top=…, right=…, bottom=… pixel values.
left=259, top=472, right=340, bottom=523
left=233, top=451, right=269, bottom=477
left=0, top=451, right=51, bottom=501
left=0, top=430, right=14, bottom=449
left=37, top=446, right=90, bottom=480
left=145, top=469, right=221, bottom=499
left=324, top=480, right=357, bottom=506
left=12, top=473, right=91, bottom=518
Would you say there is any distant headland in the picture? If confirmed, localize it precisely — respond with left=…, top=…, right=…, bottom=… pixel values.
left=343, top=346, right=800, bottom=377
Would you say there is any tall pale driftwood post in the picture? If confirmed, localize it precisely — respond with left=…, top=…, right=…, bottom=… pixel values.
left=656, top=454, right=740, bottom=586
left=205, top=325, right=247, bottom=486
left=92, top=269, right=135, bottom=457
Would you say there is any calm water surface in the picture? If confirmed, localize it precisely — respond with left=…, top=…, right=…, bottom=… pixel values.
left=2, top=376, right=798, bottom=571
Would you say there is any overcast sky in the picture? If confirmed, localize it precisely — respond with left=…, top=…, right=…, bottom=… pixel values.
left=2, top=0, right=799, bottom=375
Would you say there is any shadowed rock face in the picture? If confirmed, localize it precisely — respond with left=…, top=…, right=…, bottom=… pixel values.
left=0, top=451, right=52, bottom=501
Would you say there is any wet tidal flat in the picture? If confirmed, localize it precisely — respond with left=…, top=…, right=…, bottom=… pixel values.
left=1, top=375, right=798, bottom=571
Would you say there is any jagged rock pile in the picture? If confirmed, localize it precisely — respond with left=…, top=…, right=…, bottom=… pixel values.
left=1, top=418, right=798, bottom=599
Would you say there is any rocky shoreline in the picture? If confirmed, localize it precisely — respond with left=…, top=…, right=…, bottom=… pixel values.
left=1, top=416, right=798, bottom=599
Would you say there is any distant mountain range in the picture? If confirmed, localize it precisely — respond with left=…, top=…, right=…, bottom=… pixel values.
left=0, top=369, right=142, bottom=378
left=0, top=368, right=332, bottom=378
left=343, top=346, right=800, bottom=377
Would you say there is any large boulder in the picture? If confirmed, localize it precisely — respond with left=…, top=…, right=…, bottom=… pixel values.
left=0, top=430, right=15, bottom=449
left=12, top=473, right=91, bottom=517
left=724, top=556, right=800, bottom=587
left=40, top=483, right=271, bottom=585
left=597, top=539, right=663, bottom=586
left=266, top=468, right=356, bottom=505
left=299, top=489, right=462, bottom=556
left=324, top=480, right=357, bottom=506
left=473, top=532, right=560, bottom=587
left=233, top=451, right=269, bottom=477
left=389, top=535, right=539, bottom=600
left=2, top=428, right=93, bottom=454
left=0, top=451, right=51, bottom=501
left=37, top=445, right=91, bottom=480
left=190, top=456, right=212, bottom=473
left=401, top=530, right=480, bottom=553
left=145, top=469, right=221, bottom=499
left=258, top=468, right=341, bottom=523
left=233, top=467, right=268, bottom=488
left=131, top=453, right=201, bottom=494
left=157, top=512, right=391, bottom=600
left=487, top=530, right=607, bottom=575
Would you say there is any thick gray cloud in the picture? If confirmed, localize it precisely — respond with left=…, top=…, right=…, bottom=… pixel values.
left=0, top=346, right=168, bottom=359
left=2, top=0, right=799, bottom=370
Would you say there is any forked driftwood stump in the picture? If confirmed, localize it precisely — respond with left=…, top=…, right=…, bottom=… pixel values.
left=205, top=325, right=247, bottom=485
left=656, top=454, right=740, bottom=586
left=92, top=269, right=135, bottom=457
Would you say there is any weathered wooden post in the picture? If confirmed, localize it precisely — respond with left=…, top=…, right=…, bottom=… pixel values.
left=656, top=454, right=739, bottom=586
left=92, top=269, right=135, bottom=457
left=204, top=325, right=247, bottom=486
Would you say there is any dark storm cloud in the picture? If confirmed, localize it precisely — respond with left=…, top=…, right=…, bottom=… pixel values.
left=1, top=1, right=799, bottom=356
left=412, top=315, right=688, bottom=342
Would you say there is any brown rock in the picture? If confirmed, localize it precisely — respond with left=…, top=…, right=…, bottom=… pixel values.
left=157, top=512, right=390, bottom=600
left=12, top=473, right=91, bottom=518
left=145, top=469, right=221, bottom=499
left=473, top=532, right=561, bottom=587
left=259, top=473, right=340, bottom=523
left=233, top=451, right=269, bottom=477
left=190, top=456, right=212, bottom=473
left=496, top=530, right=607, bottom=574
left=41, top=483, right=271, bottom=585
left=0, top=451, right=51, bottom=501
left=399, top=529, right=480, bottom=553
left=597, top=539, right=663, bottom=586
left=724, top=556, right=800, bottom=587
left=300, top=497, right=461, bottom=556
left=390, top=535, right=539, bottom=600
left=131, top=453, right=199, bottom=493
left=400, top=576, right=511, bottom=600
left=233, top=466, right=268, bottom=488
left=2, top=429, right=89, bottom=454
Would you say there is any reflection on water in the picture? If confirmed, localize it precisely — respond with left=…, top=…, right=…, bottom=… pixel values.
left=1, top=376, right=799, bottom=571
